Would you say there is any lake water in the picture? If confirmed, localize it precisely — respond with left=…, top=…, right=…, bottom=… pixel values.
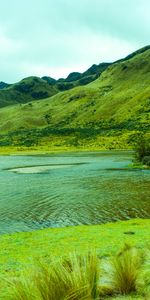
left=0, top=152, right=149, bottom=234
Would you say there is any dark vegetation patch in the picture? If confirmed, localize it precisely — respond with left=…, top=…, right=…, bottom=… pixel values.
left=0, top=118, right=150, bottom=148
left=68, top=92, right=87, bottom=102
left=134, top=135, right=150, bottom=166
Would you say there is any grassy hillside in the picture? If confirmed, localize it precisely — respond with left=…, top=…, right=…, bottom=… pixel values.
left=0, top=82, right=10, bottom=89
left=0, top=76, right=60, bottom=108
left=0, top=63, right=110, bottom=108
left=0, top=46, right=149, bottom=151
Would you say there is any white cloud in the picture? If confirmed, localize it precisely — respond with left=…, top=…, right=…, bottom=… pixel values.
left=16, top=32, right=139, bottom=80
left=0, top=0, right=149, bottom=82
left=0, top=29, right=24, bottom=56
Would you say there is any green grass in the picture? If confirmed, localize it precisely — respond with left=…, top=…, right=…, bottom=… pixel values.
left=1, top=219, right=150, bottom=275
left=109, top=244, right=143, bottom=294
left=8, top=254, right=147, bottom=300
left=0, top=219, right=150, bottom=299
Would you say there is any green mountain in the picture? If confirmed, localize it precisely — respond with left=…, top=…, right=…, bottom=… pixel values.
left=0, top=63, right=110, bottom=108
left=0, top=46, right=149, bottom=150
left=0, top=82, right=10, bottom=89
left=0, top=76, right=59, bottom=108
left=56, top=62, right=111, bottom=87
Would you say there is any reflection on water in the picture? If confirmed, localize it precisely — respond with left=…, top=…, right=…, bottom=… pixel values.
left=0, top=151, right=149, bottom=234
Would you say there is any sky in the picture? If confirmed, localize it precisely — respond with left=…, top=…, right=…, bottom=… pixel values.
left=0, top=0, right=149, bottom=83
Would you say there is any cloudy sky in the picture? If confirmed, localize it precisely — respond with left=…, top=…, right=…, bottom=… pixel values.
left=0, top=0, right=149, bottom=83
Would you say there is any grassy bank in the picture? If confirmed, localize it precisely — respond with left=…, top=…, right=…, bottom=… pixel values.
left=0, top=130, right=148, bottom=156
left=0, top=219, right=150, bottom=299
left=0, top=142, right=134, bottom=156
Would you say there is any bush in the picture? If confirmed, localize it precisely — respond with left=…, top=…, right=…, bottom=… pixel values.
left=142, top=156, right=150, bottom=166
left=135, top=136, right=150, bottom=164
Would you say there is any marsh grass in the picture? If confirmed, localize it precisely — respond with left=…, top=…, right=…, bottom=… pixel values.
left=8, top=244, right=150, bottom=299
left=10, top=252, right=101, bottom=300
left=109, top=244, right=143, bottom=295
left=10, top=275, right=37, bottom=300
left=137, top=250, right=150, bottom=299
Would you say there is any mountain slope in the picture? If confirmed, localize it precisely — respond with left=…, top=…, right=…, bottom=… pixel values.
left=0, top=46, right=149, bottom=110
left=0, top=82, right=10, bottom=89
left=0, top=77, right=60, bottom=108
left=0, top=63, right=111, bottom=108
left=0, top=46, right=149, bottom=150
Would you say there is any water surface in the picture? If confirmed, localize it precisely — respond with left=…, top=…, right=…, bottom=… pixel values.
left=0, top=151, right=149, bottom=234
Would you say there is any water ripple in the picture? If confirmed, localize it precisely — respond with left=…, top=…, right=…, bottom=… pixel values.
left=0, top=152, right=149, bottom=234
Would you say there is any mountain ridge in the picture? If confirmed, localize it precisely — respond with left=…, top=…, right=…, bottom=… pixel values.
left=0, top=62, right=111, bottom=108
left=0, top=45, right=149, bottom=150
left=0, top=45, right=149, bottom=109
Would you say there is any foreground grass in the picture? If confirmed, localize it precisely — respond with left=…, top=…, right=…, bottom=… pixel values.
left=10, top=246, right=146, bottom=300
left=0, top=219, right=150, bottom=299
left=1, top=219, right=150, bottom=274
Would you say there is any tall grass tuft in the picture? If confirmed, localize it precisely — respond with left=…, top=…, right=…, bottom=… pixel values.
left=66, top=252, right=100, bottom=299
left=10, top=275, right=37, bottom=300
left=110, top=243, right=142, bottom=295
left=137, top=250, right=150, bottom=298
left=9, top=245, right=146, bottom=299
left=10, top=252, right=101, bottom=300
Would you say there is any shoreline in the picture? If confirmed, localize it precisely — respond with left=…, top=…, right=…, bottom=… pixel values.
left=0, top=147, right=133, bottom=156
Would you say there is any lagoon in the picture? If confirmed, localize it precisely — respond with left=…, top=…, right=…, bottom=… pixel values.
left=0, top=151, right=149, bottom=234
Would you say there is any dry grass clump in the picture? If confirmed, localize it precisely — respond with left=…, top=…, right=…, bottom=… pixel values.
left=10, top=252, right=101, bottom=300
left=9, top=244, right=149, bottom=299
left=137, top=249, right=150, bottom=299
left=109, top=243, right=143, bottom=295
